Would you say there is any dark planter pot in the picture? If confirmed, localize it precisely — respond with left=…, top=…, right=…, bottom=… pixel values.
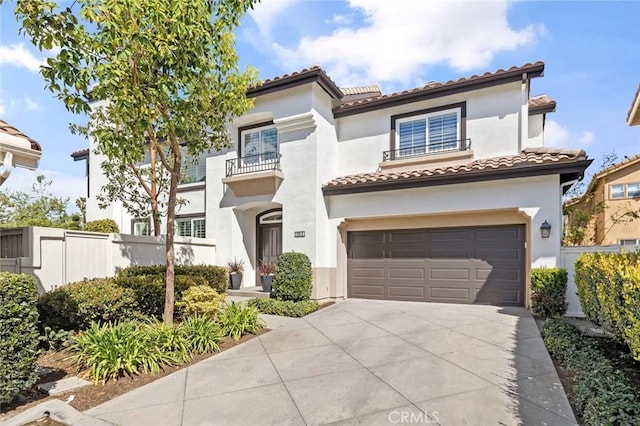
left=230, top=272, right=243, bottom=290
left=260, top=274, right=273, bottom=293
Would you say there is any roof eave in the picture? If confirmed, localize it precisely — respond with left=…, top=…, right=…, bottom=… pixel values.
left=247, top=69, right=343, bottom=101
left=322, top=159, right=592, bottom=196
left=529, top=101, right=557, bottom=115
left=333, top=63, right=545, bottom=118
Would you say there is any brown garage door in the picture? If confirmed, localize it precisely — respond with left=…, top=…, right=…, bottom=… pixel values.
left=347, top=225, right=525, bottom=306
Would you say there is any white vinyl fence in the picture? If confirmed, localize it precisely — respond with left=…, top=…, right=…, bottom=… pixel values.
left=559, top=244, right=638, bottom=317
left=0, top=227, right=216, bottom=293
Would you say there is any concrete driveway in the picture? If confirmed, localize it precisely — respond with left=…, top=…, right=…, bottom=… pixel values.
left=85, top=300, right=577, bottom=425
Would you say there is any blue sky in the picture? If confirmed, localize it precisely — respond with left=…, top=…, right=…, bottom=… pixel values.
left=0, top=0, right=639, bottom=205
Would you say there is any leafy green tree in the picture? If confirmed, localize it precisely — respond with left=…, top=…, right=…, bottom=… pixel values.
left=13, top=0, right=258, bottom=323
left=0, top=175, right=81, bottom=229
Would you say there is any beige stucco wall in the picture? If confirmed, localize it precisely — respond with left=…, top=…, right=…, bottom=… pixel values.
left=599, top=162, right=640, bottom=244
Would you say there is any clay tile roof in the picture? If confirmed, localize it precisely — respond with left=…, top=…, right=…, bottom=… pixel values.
left=0, top=119, right=41, bottom=151
left=323, top=147, right=588, bottom=194
left=529, top=95, right=557, bottom=115
left=340, top=85, right=382, bottom=96
left=334, top=61, right=545, bottom=117
left=247, top=65, right=343, bottom=100
left=71, top=148, right=90, bottom=160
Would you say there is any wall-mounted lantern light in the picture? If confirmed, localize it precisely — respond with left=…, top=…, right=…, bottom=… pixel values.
left=540, top=220, right=552, bottom=239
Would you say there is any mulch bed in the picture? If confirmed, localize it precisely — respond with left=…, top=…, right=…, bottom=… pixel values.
left=536, top=317, right=640, bottom=423
left=0, top=329, right=270, bottom=422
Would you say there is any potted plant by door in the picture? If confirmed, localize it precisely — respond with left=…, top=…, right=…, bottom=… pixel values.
left=258, top=260, right=275, bottom=293
left=227, top=258, right=245, bottom=290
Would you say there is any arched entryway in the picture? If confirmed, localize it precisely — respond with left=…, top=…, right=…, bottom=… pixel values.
left=256, top=209, right=283, bottom=276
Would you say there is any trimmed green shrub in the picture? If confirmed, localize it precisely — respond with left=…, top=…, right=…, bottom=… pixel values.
left=270, top=252, right=313, bottom=302
left=118, top=264, right=228, bottom=293
left=115, top=274, right=208, bottom=318
left=84, top=218, right=120, bottom=233
left=530, top=267, right=568, bottom=318
left=218, top=302, right=264, bottom=341
left=575, top=252, right=640, bottom=360
left=542, top=319, right=640, bottom=424
left=0, top=273, right=40, bottom=405
left=177, top=285, right=226, bottom=319
left=248, top=298, right=319, bottom=317
left=38, top=278, right=140, bottom=330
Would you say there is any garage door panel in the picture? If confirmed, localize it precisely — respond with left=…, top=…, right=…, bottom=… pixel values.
left=429, top=287, right=471, bottom=301
left=388, top=286, right=425, bottom=299
left=347, top=225, right=525, bottom=306
left=429, top=268, right=470, bottom=280
left=388, top=267, right=426, bottom=280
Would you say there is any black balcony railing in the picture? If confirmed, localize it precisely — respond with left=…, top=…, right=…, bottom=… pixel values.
left=383, top=138, right=472, bottom=161
left=226, top=153, right=281, bottom=177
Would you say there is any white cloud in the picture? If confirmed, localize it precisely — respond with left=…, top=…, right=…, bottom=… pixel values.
left=249, top=0, right=299, bottom=36
left=327, top=13, right=353, bottom=25
left=271, top=0, right=545, bottom=85
left=578, top=130, right=596, bottom=146
left=0, top=95, right=5, bottom=116
left=545, top=120, right=596, bottom=148
left=0, top=43, right=45, bottom=72
left=24, top=96, right=40, bottom=111
left=544, top=120, right=570, bottom=147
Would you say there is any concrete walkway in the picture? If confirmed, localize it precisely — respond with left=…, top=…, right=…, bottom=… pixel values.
left=84, top=300, right=577, bottom=425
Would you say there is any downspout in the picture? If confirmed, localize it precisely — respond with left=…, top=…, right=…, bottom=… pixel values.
left=519, top=73, right=529, bottom=152
left=0, top=151, right=14, bottom=186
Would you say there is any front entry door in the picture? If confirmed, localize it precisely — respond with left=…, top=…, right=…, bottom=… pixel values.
left=259, top=224, right=282, bottom=266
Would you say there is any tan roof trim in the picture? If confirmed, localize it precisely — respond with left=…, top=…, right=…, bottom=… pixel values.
left=627, top=84, right=640, bottom=126
left=333, top=61, right=545, bottom=118
left=247, top=66, right=344, bottom=101
left=341, top=85, right=382, bottom=96
left=0, top=119, right=42, bottom=151
left=323, top=147, right=590, bottom=196
left=529, top=95, right=556, bottom=115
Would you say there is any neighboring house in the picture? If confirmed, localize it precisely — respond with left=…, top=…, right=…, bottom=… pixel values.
left=565, top=155, right=640, bottom=245
left=0, top=119, right=42, bottom=186
left=78, top=61, right=592, bottom=307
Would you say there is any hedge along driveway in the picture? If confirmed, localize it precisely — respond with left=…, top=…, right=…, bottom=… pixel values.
left=575, top=252, right=640, bottom=360
left=85, top=299, right=576, bottom=426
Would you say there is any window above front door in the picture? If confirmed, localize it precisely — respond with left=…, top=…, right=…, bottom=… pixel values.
left=241, top=125, right=278, bottom=165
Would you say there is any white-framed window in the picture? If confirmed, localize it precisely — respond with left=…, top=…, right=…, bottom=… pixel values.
left=180, top=147, right=210, bottom=184
left=610, top=183, right=640, bottom=199
left=627, top=183, right=640, bottom=198
left=610, top=184, right=625, bottom=199
left=241, top=126, right=278, bottom=164
left=176, top=217, right=206, bottom=238
left=396, top=109, right=460, bottom=157
left=620, top=239, right=640, bottom=246
left=132, top=219, right=151, bottom=236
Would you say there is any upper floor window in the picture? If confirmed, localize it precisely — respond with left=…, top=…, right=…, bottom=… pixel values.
left=241, top=125, right=278, bottom=164
left=396, top=108, right=461, bottom=157
left=176, top=217, right=206, bottom=238
left=180, top=148, right=210, bottom=184
left=610, top=183, right=640, bottom=199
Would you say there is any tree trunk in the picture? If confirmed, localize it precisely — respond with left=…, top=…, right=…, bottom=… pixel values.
left=150, top=145, right=161, bottom=237
left=163, top=151, right=181, bottom=324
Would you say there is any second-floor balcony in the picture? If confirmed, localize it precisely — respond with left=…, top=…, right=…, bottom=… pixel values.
left=223, top=153, right=284, bottom=197
left=380, top=138, right=473, bottom=172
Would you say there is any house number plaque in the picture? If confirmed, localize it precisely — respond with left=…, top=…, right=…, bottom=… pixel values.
left=294, top=231, right=305, bottom=238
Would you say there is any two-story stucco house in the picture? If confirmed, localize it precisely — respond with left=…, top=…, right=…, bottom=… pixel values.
left=79, top=61, right=591, bottom=307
